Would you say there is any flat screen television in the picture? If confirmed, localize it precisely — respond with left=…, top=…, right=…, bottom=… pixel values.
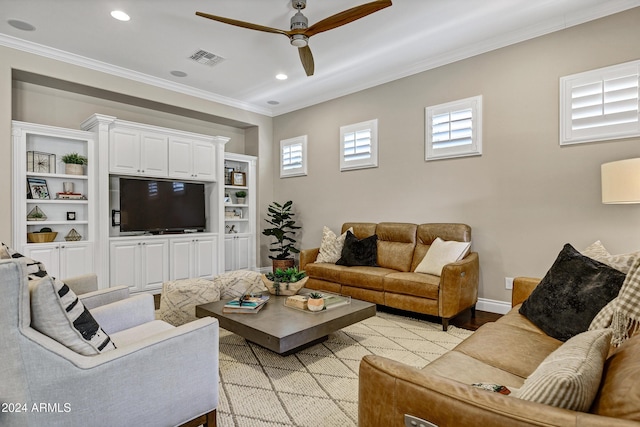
left=119, top=177, right=206, bottom=233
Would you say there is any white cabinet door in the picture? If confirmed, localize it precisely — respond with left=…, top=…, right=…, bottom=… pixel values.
left=193, top=236, right=216, bottom=278
left=110, top=240, right=140, bottom=292
left=24, top=244, right=60, bottom=279
left=192, top=141, right=216, bottom=181
left=110, top=128, right=141, bottom=175
left=224, top=234, right=250, bottom=272
left=169, top=238, right=193, bottom=281
left=224, top=237, right=235, bottom=272
left=140, top=133, right=169, bottom=177
left=168, top=138, right=193, bottom=179
left=140, top=240, right=169, bottom=292
left=59, top=243, right=94, bottom=279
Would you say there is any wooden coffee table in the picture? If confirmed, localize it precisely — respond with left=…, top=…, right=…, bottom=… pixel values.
left=196, top=289, right=376, bottom=355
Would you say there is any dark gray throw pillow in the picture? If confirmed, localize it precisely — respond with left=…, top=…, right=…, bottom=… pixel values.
left=336, top=231, right=378, bottom=267
left=519, top=243, right=624, bottom=341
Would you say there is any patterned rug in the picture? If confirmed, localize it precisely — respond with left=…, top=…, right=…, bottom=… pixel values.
left=215, top=311, right=474, bottom=426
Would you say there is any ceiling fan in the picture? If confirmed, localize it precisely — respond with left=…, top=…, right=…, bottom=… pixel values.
left=196, top=0, right=392, bottom=76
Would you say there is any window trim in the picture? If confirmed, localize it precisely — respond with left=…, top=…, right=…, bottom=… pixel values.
left=280, top=135, right=307, bottom=178
left=560, top=60, right=640, bottom=146
left=340, top=119, right=378, bottom=171
left=425, top=95, right=482, bottom=161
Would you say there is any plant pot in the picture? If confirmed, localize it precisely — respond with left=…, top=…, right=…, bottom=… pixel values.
left=272, top=258, right=295, bottom=273
left=261, top=275, right=308, bottom=296
left=65, top=163, right=84, bottom=175
left=307, top=297, right=324, bottom=312
left=236, top=197, right=246, bottom=204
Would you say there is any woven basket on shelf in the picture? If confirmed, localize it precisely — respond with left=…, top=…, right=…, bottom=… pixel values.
left=27, top=232, right=57, bottom=243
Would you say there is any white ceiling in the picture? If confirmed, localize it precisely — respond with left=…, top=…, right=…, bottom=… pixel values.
left=1, top=0, right=638, bottom=117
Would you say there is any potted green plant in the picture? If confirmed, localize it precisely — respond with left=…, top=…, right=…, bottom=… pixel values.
left=307, top=292, right=325, bottom=311
left=61, top=152, right=87, bottom=175
left=262, top=200, right=301, bottom=272
left=235, top=190, right=247, bottom=204
left=262, top=267, right=308, bottom=296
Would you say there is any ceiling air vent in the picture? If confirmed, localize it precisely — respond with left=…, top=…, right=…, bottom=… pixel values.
left=189, top=49, right=225, bottom=67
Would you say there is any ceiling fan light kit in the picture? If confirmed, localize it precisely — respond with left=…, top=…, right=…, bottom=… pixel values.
left=196, top=0, right=392, bottom=76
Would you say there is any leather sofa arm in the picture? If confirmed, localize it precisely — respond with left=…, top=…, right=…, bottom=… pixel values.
left=300, top=248, right=319, bottom=271
left=439, top=252, right=479, bottom=319
left=359, top=355, right=626, bottom=427
left=512, top=277, right=540, bottom=307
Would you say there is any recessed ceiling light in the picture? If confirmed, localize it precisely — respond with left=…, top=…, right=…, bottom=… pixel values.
left=110, top=10, right=130, bottom=22
left=275, top=74, right=288, bottom=81
left=267, top=100, right=280, bottom=105
left=7, top=19, right=36, bottom=31
left=170, top=70, right=188, bottom=77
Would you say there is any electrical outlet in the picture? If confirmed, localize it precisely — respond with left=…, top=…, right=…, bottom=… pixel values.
left=505, top=277, right=514, bottom=290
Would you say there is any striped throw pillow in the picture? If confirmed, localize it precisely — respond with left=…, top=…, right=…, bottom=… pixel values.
left=513, top=329, right=612, bottom=411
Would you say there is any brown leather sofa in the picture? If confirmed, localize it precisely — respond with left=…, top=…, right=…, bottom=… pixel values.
left=299, top=222, right=479, bottom=330
left=359, top=277, right=640, bottom=427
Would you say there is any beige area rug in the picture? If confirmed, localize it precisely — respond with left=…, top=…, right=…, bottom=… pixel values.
left=215, top=311, right=474, bottom=427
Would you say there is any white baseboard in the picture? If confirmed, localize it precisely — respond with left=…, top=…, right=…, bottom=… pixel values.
left=477, top=298, right=511, bottom=315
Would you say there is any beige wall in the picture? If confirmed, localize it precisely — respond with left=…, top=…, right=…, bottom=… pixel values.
left=0, top=45, right=274, bottom=257
left=273, top=8, right=640, bottom=304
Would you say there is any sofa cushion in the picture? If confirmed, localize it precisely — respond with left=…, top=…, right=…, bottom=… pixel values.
left=110, top=319, right=175, bottom=347
left=305, top=262, right=345, bottom=283
left=411, top=224, right=471, bottom=271
left=582, top=240, right=640, bottom=274
left=415, top=238, right=471, bottom=276
left=519, top=243, right=625, bottom=341
left=336, top=231, right=378, bottom=267
left=591, top=332, right=640, bottom=420
left=30, top=275, right=116, bottom=355
left=514, top=329, right=612, bottom=412
left=316, top=226, right=353, bottom=264
left=340, top=266, right=396, bottom=291
left=383, top=272, right=440, bottom=299
left=375, top=223, right=417, bottom=272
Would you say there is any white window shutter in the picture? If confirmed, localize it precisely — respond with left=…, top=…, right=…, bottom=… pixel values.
left=426, top=96, right=482, bottom=161
left=280, top=135, right=307, bottom=178
left=560, top=60, right=640, bottom=145
left=340, top=119, right=378, bottom=171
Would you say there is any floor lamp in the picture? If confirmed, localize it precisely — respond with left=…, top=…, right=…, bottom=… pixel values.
left=602, top=158, right=640, bottom=204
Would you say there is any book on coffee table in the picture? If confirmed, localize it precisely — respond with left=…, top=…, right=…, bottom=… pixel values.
left=222, top=294, right=269, bottom=314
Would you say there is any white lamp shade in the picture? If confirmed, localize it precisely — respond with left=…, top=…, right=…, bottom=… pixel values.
left=601, top=158, right=640, bottom=204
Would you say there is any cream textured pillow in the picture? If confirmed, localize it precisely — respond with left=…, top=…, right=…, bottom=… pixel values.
left=415, top=238, right=471, bottom=276
left=582, top=240, right=640, bottom=274
left=513, top=329, right=612, bottom=411
left=316, top=226, right=353, bottom=264
left=30, top=275, right=116, bottom=355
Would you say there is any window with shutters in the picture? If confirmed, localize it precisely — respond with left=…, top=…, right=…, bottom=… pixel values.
left=280, top=135, right=307, bottom=178
left=425, top=96, right=482, bottom=161
left=560, top=60, right=640, bottom=145
left=340, top=119, right=378, bottom=171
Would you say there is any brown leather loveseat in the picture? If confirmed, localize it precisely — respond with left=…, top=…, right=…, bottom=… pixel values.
left=358, top=277, right=640, bottom=426
left=300, top=222, right=479, bottom=330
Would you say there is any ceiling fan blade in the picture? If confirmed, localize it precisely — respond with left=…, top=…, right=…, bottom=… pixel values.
left=304, top=0, right=392, bottom=37
left=196, top=11, right=290, bottom=37
left=298, top=45, right=315, bottom=76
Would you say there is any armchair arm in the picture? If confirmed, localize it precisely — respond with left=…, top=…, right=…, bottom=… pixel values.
left=439, top=252, right=479, bottom=319
left=78, top=285, right=130, bottom=310
left=359, top=355, right=626, bottom=427
left=64, top=273, right=98, bottom=295
left=20, top=318, right=219, bottom=427
left=512, top=277, right=540, bottom=307
left=89, top=293, right=155, bottom=334
left=300, top=247, right=320, bottom=270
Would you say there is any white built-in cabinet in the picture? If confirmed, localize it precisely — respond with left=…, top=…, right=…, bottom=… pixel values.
left=80, top=114, right=229, bottom=291
left=223, top=153, right=257, bottom=272
left=12, top=121, right=97, bottom=280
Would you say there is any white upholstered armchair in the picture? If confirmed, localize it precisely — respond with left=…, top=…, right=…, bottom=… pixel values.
left=0, top=258, right=219, bottom=427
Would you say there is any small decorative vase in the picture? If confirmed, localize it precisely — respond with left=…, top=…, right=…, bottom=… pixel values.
left=307, top=297, right=324, bottom=312
left=65, top=163, right=84, bottom=175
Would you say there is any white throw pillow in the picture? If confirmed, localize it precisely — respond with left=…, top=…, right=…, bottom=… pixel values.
left=582, top=240, right=640, bottom=274
left=415, top=237, right=471, bottom=276
left=513, top=329, right=612, bottom=412
left=316, top=226, right=353, bottom=264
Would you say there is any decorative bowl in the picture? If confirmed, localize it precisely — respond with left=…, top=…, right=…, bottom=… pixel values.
left=261, top=275, right=308, bottom=296
left=27, top=231, right=58, bottom=243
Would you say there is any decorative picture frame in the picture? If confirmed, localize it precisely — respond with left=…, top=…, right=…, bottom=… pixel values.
left=231, top=171, right=246, bottom=186
left=27, top=151, right=56, bottom=174
left=27, top=177, right=50, bottom=200
left=225, top=167, right=235, bottom=185
left=67, top=211, right=76, bottom=221
left=112, top=209, right=121, bottom=227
